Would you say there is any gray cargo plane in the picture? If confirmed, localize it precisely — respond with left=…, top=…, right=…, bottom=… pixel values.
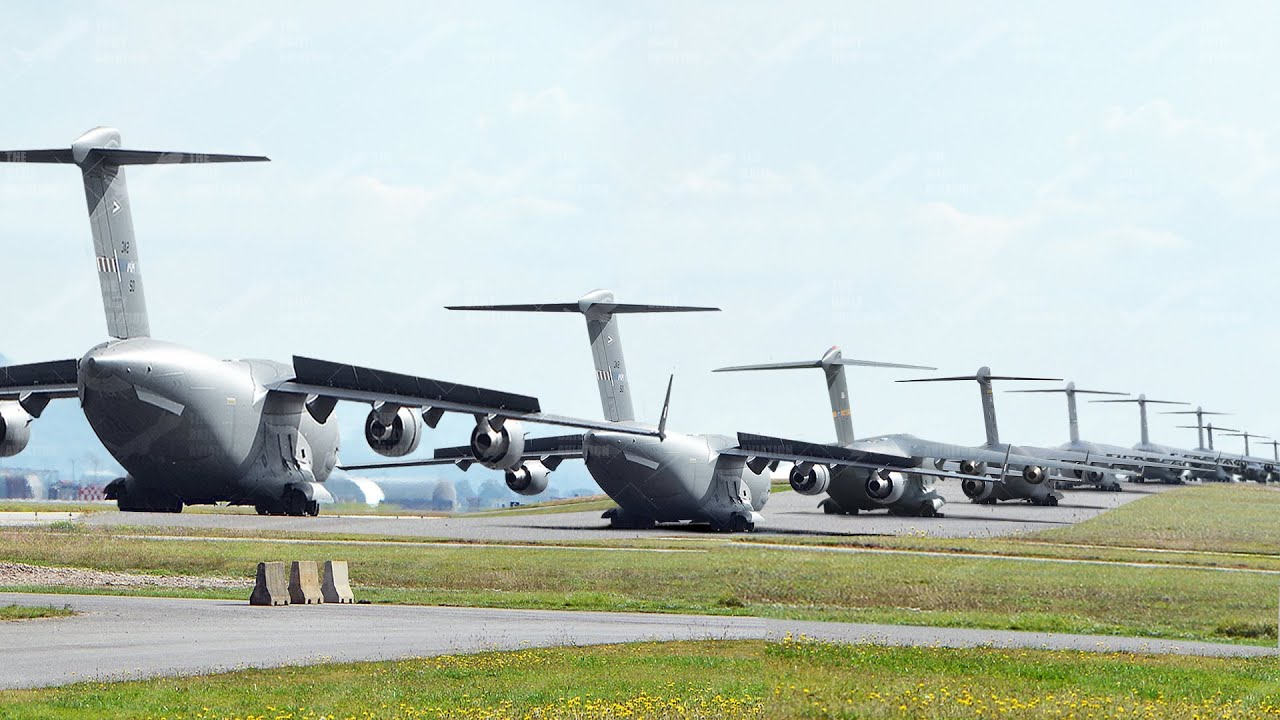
left=711, top=348, right=949, bottom=517
left=343, top=295, right=1031, bottom=530
left=1093, top=397, right=1231, bottom=483
left=1007, top=383, right=1205, bottom=489
left=0, top=129, right=664, bottom=515
left=711, top=354, right=1134, bottom=510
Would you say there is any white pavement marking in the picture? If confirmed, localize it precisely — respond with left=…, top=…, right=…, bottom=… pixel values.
left=0, top=592, right=1272, bottom=690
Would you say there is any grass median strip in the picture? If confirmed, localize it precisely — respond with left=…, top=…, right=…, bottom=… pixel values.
left=1, top=524, right=1278, bottom=644
left=0, top=604, right=73, bottom=621
left=2, top=638, right=1279, bottom=719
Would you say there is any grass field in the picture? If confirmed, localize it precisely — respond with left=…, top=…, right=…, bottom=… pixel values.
left=1038, top=484, right=1280, bottom=554
left=0, top=604, right=72, bottom=621
left=3, top=638, right=1279, bottom=719
left=3, top=518, right=1279, bottom=644
left=1, top=484, right=1278, bottom=646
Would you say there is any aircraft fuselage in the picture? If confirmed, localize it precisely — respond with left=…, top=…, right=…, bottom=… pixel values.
left=79, top=338, right=339, bottom=511
left=581, top=430, right=768, bottom=528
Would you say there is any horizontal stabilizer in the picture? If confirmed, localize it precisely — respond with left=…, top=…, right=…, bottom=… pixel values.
left=716, top=358, right=934, bottom=373
left=1092, top=398, right=1188, bottom=405
left=1007, top=388, right=1127, bottom=395
left=1161, top=409, right=1230, bottom=415
left=899, top=375, right=1059, bottom=383
left=0, top=148, right=268, bottom=165
left=447, top=302, right=717, bottom=314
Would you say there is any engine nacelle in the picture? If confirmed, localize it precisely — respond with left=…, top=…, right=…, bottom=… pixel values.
left=470, top=417, right=525, bottom=470
left=1021, top=465, right=1048, bottom=484
left=364, top=406, right=423, bottom=457
left=962, top=478, right=997, bottom=501
left=505, top=460, right=551, bottom=496
left=1073, top=468, right=1103, bottom=483
left=789, top=463, right=831, bottom=496
left=865, top=470, right=907, bottom=504
left=958, top=459, right=987, bottom=476
left=0, top=403, right=32, bottom=458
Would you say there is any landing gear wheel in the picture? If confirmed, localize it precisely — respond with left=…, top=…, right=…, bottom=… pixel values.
left=283, top=489, right=308, bottom=517
left=919, top=503, right=939, bottom=518
left=820, top=499, right=846, bottom=515
left=728, top=514, right=754, bottom=533
left=255, top=505, right=270, bottom=516
left=1040, top=495, right=1059, bottom=507
left=305, top=500, right=320, bottom=517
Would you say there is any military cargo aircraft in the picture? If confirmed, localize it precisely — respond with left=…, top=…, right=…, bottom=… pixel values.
left=343, top=299, right=1035, bottom=530
left=0, top=129, right=665, bottom=515
left=711, top=354, right=1138, bottom=511
left=1006, top=383, right=1206, bottom=490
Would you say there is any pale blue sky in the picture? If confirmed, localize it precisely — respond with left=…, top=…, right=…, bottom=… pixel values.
left=2, top=1, right=1278, bottom=476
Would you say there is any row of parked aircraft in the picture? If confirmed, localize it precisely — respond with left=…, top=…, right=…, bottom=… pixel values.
left=0, top=129, right=1270, bottom=531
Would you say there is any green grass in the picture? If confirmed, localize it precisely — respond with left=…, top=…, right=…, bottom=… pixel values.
left=3, top=522, right=1279, bottom=644
left=0, top=501, right=110, bottom=514
left=0, top=604, right=73, bottom=621
left=2, top=638, right=1279, bottom=719
left=1038, top=484, right=1280, bottom=554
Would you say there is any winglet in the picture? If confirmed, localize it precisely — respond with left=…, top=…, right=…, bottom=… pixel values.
left=658, top=374, right=673, bottom=440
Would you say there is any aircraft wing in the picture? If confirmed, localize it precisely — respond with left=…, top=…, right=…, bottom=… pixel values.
left=0, top=359, right=80, bottom=415
left=273, top=356, right=661, bottom=437
left=340, top=434, right=585, bottom=472
left=726, top=433, right=1007, bottom=484
left=1018, top=446, right=1189, bottom=473
left=888, top=437, right=1128, bottom=478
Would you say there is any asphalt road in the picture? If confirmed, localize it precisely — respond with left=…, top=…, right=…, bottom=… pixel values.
left=76, top=481, right=1170, bottom=542
left=1, top=592, right=1272, bottom=690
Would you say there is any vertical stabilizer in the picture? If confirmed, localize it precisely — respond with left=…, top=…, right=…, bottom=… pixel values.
left=1092, top=394, right=1188, bottom=448
left=714, top=347, right=934, bottom=446
left=1007, top=383, right=1127, bottom=445
left=898, top=368, right=1060, bottom=449
left=447, top=290, right=718, bottom=423
left=0, top=127, right=269, bottom=339
left=1161, top=406, right=1230, bottom=451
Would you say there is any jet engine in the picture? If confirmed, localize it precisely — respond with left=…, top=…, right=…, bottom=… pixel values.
left=958, top=459, right=987, bottom=476
left=364, top=406, right=422, bottom=457
left=1021, top=465, right=1048, bottom=484
left=505, top=460, right=551, bottom=496
left=865, top=470, right=907, bottom=504
left=470, top=416, right=525, bottom=470
left=0, top=403, right=32, bottom=458
left=788, top=463, right=831, bottom=496
left=1073, top=468, right=1103, bottom=483
left=961, top=478, right=997, bottom=502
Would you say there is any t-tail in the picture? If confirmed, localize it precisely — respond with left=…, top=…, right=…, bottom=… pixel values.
left=1091, top=394, right=1188, bottom=447
left=1007, top=382, right=1128, bottom=444
left=0, top=127, right=268, bottom=339
left=713, top=346, right=934, bottom=446
left=898, top=367, right=1060, bottom=448
left=1160, top=406, right=1230, bottom=451
left=446, top=289, right=716, bottom=422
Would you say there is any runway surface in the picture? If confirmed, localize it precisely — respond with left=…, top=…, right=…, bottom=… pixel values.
left=75, top=481, right=1170, bottom=542
left=1, top=591, right=1272, bottom=690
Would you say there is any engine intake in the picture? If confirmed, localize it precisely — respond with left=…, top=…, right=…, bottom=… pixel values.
left=0, top=403, right=32, bottom=458
left=1073, top=468, right=1103, bottom=483
left=470, top=417, right=525, bottom=470
left=865, top=470, right=906, bottom=504
left=505, top=460, right=551, bottom=496
left=364, top=406, right=422, bottom=457
left=962, top=478, right=996, bottom=501
left=958, top=459, right=987, bottom=476
left=789, top=463, right=831, bottom=496
left=1021, top=465, right=1048, bottom=484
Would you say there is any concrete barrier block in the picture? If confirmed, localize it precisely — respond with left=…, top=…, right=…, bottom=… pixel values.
left=249, top=561, right=289, bottom=606
left=322, top=560, right=355, bottom=604
left=289, top=561, right=323, bottom=605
